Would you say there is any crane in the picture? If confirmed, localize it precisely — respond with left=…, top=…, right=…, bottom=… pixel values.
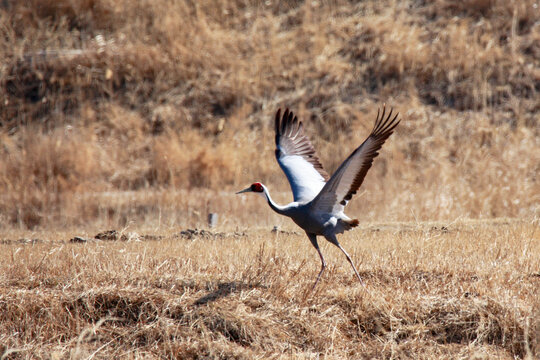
left=236, top=105, right=400, bottom=290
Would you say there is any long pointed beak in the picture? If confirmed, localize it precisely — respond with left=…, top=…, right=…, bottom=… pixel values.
left=236, top=187, right=252, bottom=194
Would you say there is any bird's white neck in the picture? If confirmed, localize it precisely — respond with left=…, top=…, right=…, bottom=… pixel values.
left=261, top=186, right=289, bottom=216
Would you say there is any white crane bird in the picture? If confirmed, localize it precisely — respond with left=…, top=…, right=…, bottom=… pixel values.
left=237, top=105, right=400, bottom=289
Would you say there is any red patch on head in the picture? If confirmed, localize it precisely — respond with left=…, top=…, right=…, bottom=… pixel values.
left=251, top=182, right=264, bottom=193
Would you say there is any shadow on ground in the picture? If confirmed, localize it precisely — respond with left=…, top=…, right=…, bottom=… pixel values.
left=193, top=281, right=262, bottom=306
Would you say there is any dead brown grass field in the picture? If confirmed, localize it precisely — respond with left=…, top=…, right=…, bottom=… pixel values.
left=0, top=0, right=539, bottom=358
left=0, top=220, right=539, bottom=358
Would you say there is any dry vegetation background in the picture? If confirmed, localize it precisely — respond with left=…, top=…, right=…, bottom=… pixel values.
left=0, top=0, right=538, bottom=229
left=0, top=221, right=539, bottom=358
left=0, top=0, right=539, bottom=359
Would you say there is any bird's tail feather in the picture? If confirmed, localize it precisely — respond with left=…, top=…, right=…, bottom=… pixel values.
left=348, top=219, right=359, bottom=227
left=341, top=218, right=359, bottom=231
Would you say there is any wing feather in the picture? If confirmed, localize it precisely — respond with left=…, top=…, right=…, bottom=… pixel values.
left=275, top=108, right=329, bottom=202
left=311, top=105, right=400, bottom=213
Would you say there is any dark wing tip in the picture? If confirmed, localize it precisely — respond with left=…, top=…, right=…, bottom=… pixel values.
left=275, top=108, right=282, bottom=135
left=372, top=104, right=400, bottom=137
left=277, top=107, right=303, bottom=137
left=281, top=108, right=290, bottom=134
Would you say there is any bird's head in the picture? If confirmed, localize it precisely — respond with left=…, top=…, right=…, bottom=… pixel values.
left=236, top=182, right=265, bottom=195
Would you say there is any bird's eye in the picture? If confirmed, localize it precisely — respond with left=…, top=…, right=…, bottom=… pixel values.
left=252, top=183, right=263, bottom=192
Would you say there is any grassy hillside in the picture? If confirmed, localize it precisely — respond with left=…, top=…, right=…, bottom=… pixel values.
left=0, top=0, right=538, bottom=229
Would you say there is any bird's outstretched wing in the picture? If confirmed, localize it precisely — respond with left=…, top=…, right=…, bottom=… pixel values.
left=311, top=105, right=400, bottom=213
left=275, top=108, right=329, bottom=202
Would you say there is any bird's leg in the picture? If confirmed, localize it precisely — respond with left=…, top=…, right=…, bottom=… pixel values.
left=312, top=248, right=327, bottom=291
left=326, top=235, right=364, bottom=286
left=338, top=244, right=364, bottom=286
left=307, top=233, right=326, bottom=291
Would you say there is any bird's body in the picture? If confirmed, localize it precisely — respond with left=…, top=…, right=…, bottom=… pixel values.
left=237, top=106, right=400, bottom=289
left=273, top=200, right=354, bottom=236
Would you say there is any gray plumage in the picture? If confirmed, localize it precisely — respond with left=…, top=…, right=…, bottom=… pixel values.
left=237, top=105, right=400, bottom=290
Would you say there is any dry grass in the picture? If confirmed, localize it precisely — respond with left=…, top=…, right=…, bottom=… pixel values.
left=0, top=1, right=539, bottom=358
left=0, top=0, right=538, bottom=229
left=0, top=220, right=538, bottom=358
